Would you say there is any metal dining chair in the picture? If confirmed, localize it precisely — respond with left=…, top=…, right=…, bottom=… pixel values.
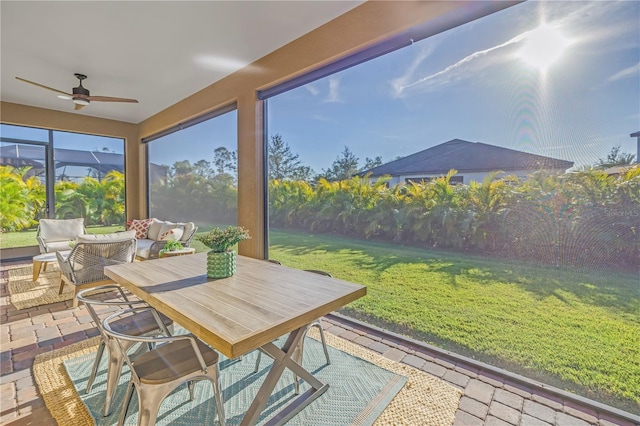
left=76, top=286, right=174, bottom=417
left=102, top=307, right=226, bottom=426
left=254, top=266, right=332, bottom=394
left=297, top=269, right=332, bottom=364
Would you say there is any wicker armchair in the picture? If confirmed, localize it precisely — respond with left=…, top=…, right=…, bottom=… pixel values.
left=57, top=231, right=136, bottom=307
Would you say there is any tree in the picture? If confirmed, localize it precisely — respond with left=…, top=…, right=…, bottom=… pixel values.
left=171, top=160, right=193, bottom=177
left=362, top=156, right=383, bottom=171
left=268, top=134, right=312, bottom=180
left=320, top=146, right=361, bottom=181
left=193, top=159, right=213, bottom=178
left=596, top=145, right=636, bottom=168
left=213, top=147, right=237, bottom=176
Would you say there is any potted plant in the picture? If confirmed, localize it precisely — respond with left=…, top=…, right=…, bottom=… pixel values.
left=196, top=225, right=251, bottom=278
left=159, top=239, right=183, bottom=256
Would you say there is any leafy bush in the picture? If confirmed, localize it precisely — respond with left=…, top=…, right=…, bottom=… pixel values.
left=0, top=166, right=45, bottom=232
left=268, top=166, right=640, bottom=271
left=0, top=166, right=125, bottom=232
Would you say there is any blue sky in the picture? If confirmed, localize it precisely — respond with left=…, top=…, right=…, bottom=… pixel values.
left=3, top=1, right=639, bottom=174
left=268, top=0, right=640, bottom=173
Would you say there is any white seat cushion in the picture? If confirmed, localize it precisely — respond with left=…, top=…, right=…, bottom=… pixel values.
left=46, top=241, right=75, bottom=252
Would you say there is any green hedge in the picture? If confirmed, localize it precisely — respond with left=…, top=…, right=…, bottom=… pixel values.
left=269, top=168, right=640, bottom=271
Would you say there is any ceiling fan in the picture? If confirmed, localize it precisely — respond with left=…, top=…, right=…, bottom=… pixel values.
left=15, top=73, right=138, bottom=110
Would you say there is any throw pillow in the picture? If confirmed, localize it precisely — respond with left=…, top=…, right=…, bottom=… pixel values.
left=128, top=218, right=153, bottom=239
left=159, top=228, right=184, bottom=241
left=147, top=218, right=166, bottom=241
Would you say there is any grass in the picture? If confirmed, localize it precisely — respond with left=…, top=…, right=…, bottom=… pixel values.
left=268, top=229, right=640, bottom=414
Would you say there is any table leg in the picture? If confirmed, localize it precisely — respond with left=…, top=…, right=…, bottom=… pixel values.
left=33, top=261, right=43, bottom=282
left=240, top=327, right=328, bottom=426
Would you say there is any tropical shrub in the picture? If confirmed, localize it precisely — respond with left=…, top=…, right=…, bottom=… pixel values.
left=0, top=166, right=45, bottom=232
left=268, top=166, right=639, bottom=271
left=1, top=166, right=126, bottom=232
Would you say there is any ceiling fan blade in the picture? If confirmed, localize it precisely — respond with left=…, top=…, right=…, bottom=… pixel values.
left=74, top=103, right=86, bottom=111
left=88, top=96, right=138, bottom=103
left=15, top=77, right=72, bottom=97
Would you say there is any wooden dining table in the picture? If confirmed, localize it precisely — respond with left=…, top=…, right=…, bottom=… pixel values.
left=104, top=252, right=366, bottom=426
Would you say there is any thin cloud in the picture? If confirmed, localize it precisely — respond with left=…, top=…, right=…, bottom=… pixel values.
left=608, top=63, right=640, bottom=82
left=311, top=114, right=338, bottom=124
left=324, top=76, right=342, bottom=103
left=394, top=32, right=525, bottom=97
left=390, top=43, right=438, bottom=98
left=392, top=2, right=627, bottom=98
left=305, top=84, right=320, bottom=96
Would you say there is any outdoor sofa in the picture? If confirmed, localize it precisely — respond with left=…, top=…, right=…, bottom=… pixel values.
left=126, top=218, right=197, bottom=260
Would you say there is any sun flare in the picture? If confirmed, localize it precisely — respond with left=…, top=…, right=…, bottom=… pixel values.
left=518, top=24, right=569, bottom=71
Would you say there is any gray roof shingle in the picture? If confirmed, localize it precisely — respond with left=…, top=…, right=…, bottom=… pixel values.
left=363, top=139, right=574, bottom=177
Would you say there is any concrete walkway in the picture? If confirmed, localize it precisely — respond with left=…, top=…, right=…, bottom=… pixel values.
left=0, top=261, right=637, bottom=426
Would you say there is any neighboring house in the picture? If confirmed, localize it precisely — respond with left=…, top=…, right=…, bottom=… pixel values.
left=360, top=139, right=574, bottom=185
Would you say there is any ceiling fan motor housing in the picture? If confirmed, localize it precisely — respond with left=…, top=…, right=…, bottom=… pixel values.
left=72, top=86, right=89, bottom=96
left=72, top=74, right=90, bottom=104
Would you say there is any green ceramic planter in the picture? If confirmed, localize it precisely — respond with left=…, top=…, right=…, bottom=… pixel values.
left=207, top=250, right=236, bottom=278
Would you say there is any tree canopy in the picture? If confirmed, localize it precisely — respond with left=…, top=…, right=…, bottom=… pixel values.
left=317, top=146, right=384, bottom=181
left=268, top=134, right=312, bottom=181
left=596, top=145, right=636, bottom=168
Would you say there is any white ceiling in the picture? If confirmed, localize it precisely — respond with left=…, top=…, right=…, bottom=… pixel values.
left=1, top=1, right=362, bottom=124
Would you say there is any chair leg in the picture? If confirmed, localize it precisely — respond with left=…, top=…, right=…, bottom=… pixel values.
left=58, top=280, right=66, bottom=295
left=292, top=321, right=330, bottom=395
left=136, top=383, right=174, bottom=426
left=86, top=340, right=106, bottom=394
left=104, top=349, right=126, bottom=417
left=311, top=320, right=331, bottom=365
left=118, top=381, right=135, bottom=426
left=292, top=343, right=302, bottom=395
left=210, top=365, right=226, bottom=426
left=254, top=350, right=262, bottom=373
left=188, top=381, right=195, bottom=401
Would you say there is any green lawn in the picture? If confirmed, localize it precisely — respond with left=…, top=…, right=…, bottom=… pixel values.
left=268, top=229, right=640, bottom=414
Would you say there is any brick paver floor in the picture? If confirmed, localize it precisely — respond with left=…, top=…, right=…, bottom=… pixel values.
left=0, top=261, right=638, bottom=426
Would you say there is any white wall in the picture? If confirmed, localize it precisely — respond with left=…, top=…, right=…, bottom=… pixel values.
left=388, top=169, right=564, bottom=186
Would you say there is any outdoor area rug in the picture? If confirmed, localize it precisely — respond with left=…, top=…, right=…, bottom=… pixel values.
left=33, top=329, right=462, bottom=425
left=7, top=264, right=72, bottom=310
